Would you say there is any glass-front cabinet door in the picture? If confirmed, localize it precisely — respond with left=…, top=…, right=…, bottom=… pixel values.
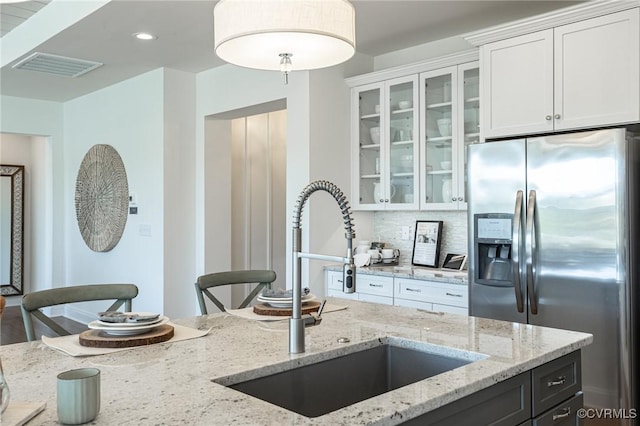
left=351, top=76, right=418, bottom=210
left=458, top=62, right=480, bottom=209
left=420, top=66, right=457, bottom=209
left=419, top=62, right=479, bottom=210
left=352, top=82, right=383, bottom=208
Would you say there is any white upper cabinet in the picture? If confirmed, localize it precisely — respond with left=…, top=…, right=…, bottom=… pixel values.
left=420, top=62, right=479, bottom=210
left=350, top=76, right=419, bottom=210
left=479, top=8, right=639, bottom=139
left=347, top=50, right=479, bottom=212
left=554, top=10, right=639, bottom=131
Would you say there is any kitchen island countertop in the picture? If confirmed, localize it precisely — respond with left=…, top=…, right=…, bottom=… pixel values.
left=2, top=299, right=591, bottom=425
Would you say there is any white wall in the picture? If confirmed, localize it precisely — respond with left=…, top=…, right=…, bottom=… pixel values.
left=0, top=96, right=62, bottom=306
left=196, top=66, right=295, bottom=297
left=373, top=36, right=474, bottom=71
left=196, top=62, right=375, bottom=300
left=63, top=69, right=166, bottom=320
left=162, top=68, right=197, bottom=318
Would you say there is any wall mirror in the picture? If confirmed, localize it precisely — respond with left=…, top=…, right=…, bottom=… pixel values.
left=0, top=165, right=24, bottom=295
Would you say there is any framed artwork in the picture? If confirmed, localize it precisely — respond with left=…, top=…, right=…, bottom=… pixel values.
left=442, top=253, right=467, bottom=271
left=411, top=220, right=443, bottom=268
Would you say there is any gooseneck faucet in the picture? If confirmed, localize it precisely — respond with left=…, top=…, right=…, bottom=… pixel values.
left=290, top=180, right=356, bottom=354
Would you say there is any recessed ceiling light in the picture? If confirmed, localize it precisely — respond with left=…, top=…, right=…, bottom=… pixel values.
left=133, top=32, right=156, bottom=41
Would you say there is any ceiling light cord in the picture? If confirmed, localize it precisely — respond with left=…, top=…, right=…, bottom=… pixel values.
left=279, top=53, right=292, bottom=85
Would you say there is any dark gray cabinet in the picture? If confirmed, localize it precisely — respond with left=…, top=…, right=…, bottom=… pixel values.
left=403, top=351, right=582, bottom=425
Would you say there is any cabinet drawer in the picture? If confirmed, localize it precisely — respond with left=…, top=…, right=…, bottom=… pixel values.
left=532, top=351, right=581, bottom=417
left=532, top=392, right=583, bottom=426
left=395, top=278, right=468, bottom=308
left=326, top=270, right=344, bottom=291
left=357, top=274, right=393, bottom=297
left=404, top=371, right=531, bottom=426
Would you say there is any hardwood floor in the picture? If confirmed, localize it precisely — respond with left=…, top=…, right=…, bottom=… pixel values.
left=1, top=306, right=87, bottom=344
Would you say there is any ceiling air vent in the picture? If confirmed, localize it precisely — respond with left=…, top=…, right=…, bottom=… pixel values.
left=12, top=52, right=103, bottom=77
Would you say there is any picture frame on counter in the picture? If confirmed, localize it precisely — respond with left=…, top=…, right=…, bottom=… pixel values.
left=411, top=220, right=443, bottom=268
left=442, top=253, right=467, bottom=271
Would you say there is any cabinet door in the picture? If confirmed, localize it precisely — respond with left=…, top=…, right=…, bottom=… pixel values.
left=554, top=9, right=640, bottom=130
left=352, top=82, right=384, bottom=209
left=481, top=30, right=554, bottom=138
left=420, top=66, right=458, bottom=209
left=457, top=62, right=480, bottom=209
left=386, top=75, right=420, bottom=210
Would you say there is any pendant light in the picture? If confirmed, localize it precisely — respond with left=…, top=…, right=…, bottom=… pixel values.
left=214, top=0, right=356, bottom=83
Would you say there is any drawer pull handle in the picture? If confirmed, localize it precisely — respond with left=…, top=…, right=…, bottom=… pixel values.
left=547, top=376, right=566, bottom=387
left=552, top=407, right=571, bottom=421
left=445, top=292, right=463, bottom=297
left=337, top=280, right=343, bottom=284
left=369, top=283, right=383, bottom=288
left=406, top=288, right=421, bottom=293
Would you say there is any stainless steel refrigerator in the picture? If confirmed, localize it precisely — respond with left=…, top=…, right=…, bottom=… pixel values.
left=467, top=128, right=639, bottom=416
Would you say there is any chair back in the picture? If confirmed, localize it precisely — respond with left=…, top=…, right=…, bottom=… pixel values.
left=194, top=270, right=276, bottom=315
left=21, top=283, right=138, bottom=341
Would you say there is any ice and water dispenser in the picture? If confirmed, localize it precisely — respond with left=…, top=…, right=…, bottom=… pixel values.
left=474, top=214, right=513, bottom=286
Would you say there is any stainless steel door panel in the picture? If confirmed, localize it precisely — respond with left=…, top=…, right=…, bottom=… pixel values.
left=468, top=140, right=527, bottom=323
left=526, top=129, right=626, bottom=409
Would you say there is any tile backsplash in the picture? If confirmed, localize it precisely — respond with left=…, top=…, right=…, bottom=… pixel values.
left=366, top=211, right=468, bottom=267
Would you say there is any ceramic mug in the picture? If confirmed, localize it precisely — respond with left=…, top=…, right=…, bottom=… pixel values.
left=368, top=249, right=382, bottom=263
left=381, top=248, right=400, bottom=262
left=353, top=253, right=371, bottom=267
left=57, top=368, right=101, bottom=425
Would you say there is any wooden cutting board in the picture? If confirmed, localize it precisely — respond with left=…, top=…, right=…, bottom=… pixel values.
left=253, top=301, right=321, bottom=316
left=78, top=324, right=174, bottom=348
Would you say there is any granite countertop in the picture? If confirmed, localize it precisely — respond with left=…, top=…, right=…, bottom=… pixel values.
left=325, top=264, right=468, bottom=285
left=2, top=299, right=591, bottom=425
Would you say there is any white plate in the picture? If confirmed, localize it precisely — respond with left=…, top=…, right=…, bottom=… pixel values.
left=257, top=295, right=316, bottom=308
left=88, top=316, right=170, bottom=336
left=257, top=293, right=314, bottom=302
left=96, top=312, right=162, bottom=327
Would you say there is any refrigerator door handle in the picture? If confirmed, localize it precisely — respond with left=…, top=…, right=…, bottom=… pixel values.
left=512, top=190, right=525, bottom=313
left=525, top=189, right=539, bottom=315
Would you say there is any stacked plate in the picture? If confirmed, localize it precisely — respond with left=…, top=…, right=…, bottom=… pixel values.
left=88, top=312, right=168, bottom=336
left=256, top=293, right=316, bottom=309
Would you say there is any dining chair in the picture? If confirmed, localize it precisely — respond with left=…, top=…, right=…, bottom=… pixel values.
left=20, top=283, right=139, bottom=341
left=194, top=270, right=276, bottom=315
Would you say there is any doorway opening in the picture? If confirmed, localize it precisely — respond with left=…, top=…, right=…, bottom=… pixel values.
left=204, top=100, right=287, bottom=310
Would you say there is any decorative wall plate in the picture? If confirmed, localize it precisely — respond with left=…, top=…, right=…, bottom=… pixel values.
left=75, top=145, right=128, bottom=252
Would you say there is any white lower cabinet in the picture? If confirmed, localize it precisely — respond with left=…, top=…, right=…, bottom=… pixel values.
left=325, top=270, right=468, bottom=314
left=326, top=270, right=359, bottom=300
left=394, top=278, right=468, bottom=315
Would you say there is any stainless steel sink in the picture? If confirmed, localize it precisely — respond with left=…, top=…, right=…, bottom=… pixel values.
left=215, top=337, right=486, bottom=418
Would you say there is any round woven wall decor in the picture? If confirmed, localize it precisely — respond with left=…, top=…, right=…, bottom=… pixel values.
left=75, top=144, right=129, bottom=252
